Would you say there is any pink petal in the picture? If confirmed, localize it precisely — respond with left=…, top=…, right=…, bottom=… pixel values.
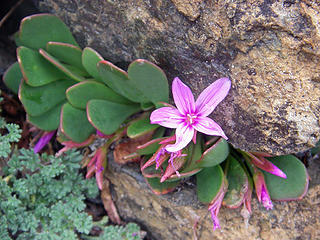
left=34, top=131, right=55, bottom=153
left=172, top=77, right=196, bottom=115
left=150, top=107, right=184, bottom=128
left=193, top=117, right=228, bottom=139
left=165, top=124, right=194, bottom=152
left=261, top=185, right=273, bottom=210
left=247, top=152, right=287, bottom=179
left=195, top=77, right=231, bottom=117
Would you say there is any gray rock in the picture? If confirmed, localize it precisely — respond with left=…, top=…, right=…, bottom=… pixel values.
left=34, top=0, right=320, bottom=154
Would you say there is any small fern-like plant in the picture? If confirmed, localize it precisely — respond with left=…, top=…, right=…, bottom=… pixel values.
left=1, top=149, right=99, bottom=240
left=0, top=117, right=21, bottom=158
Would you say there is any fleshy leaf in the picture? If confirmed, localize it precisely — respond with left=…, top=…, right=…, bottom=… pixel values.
left=223, top=156, right=249, bottom=208
left=140, top=102, right=154, bottom=110
left=17, top=46, right=65, bottom=86
left=46, top=42, right=84, bottom=70
left=128, top=59, right=169, bottom=104
left=3, top=62, right=22, bottom=94
left=145, top=177, right=180, bottom=195
left=196, top=138, right=229, bottom=168
left=82, top=47, right=104, bottom=81
left=27, top=102, right=64, bottom=131
left=66, top=80, right=131, bottom=109
left=87, top=99, right=141, bottom=135
left=14, top=31, right=22, bottom=47
left=18, top=14, right=79, bottom=49
left=127, top=116, right=159, bottom=138
left=263, top=155, right=309, bottom=201
left=19, top=79, right=74, bottom=116
left=39, top=49, right=85, bottom=82
left=60, top=103, right=95, bottom=142
left=197, top=165, right=225, bottom=203
left=98, top=60, right=147, bottom=103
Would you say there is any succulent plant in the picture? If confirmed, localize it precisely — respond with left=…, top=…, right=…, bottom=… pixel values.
left=3, top=14, right=167, bottom=143
left=2, top=13, right=310, bottom=232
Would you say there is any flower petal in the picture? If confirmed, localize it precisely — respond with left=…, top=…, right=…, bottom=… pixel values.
left=195, top=77, right=231, bottom=117
left=193, top=117, right=228, bottom=139
left=34, top=131, right=55, bottom=153
left=165, top=124, right=194, bottom=152
left=150, top=107, right=184, bottom=128
left=172, top=77, right=195, bottom=115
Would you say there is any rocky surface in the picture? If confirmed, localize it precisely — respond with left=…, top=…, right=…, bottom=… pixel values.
left=34, top=0, right=320, bottom=155
left=107, top=156, right=320, bottom=240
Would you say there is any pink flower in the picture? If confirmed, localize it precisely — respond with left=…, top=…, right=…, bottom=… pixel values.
left=253, top=170, right=273, bottom=210
left=150, top=77, right=231, bottom=152
left=34, top=131, right=56, bottom=153
left=246, top=152, right=287, bottom=179
left=208, top=177, right=228, bottom=231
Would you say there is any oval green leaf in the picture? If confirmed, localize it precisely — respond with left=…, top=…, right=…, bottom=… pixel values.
left=17, top=47, right=65, bottom=86
left=18, top=14, right=79, bottom=50
left=197, top=165, right=224, bottom=203
left=3, top=62, right=22, bottom=94
left=127, top=116, right=159, bottom=138
left=19, top=79, right=74, bottom=116
left=60, top=103, right=95, bottom=142
left=263, top=155, right=309, bottom=201
left=66, top=80, right=131, bottom=109
left=98, top=61, right=147, bottom=103
left=223, top=156, right=248, bottom=208
left=39, top=49, right=85, bottom=82
left=46, top=42, right=84, bottom=70
left=87, top=99, right=141, bottom=135
left=197, top=138, right=229, bottom=168
left=27, top=102, right=64, bottom=131
left=82, top=47, right=104, bottom=81
left=145, top=177, right=180, bottom=195
left=128, top=59, right=169, bottom=104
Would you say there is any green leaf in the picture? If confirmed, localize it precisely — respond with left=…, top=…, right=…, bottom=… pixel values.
left=197, top=165, right=224, bottom=203
left=14, top=31, right=22, bottom=47
left=127, top=116, right=159, bottom=138
left=39, top=49, right=85, bottom=82
left=46, top=42, right=84, bottom=70
left=87, top=99, right=140, bottom=135
left=223, top=156, right=248, bottom=208
left=17, top=47, right=65, bottom=86
left=60, top=103, right=95, bottom=142
left=128, top=59, right=169, bottom=104
left=66, top=80, right=131, bottom=109
left=98, top=61, right=147, bottom=103
left=140, top=102, right=154, bottom=111
left=3, top=62, right=22, bottom=94
left=19, top=79, right=74, bottom=116
left=145, top=177, right=180, bottom=195
left=182, top=136, right=203, bottom=172
left=197, top=138, right=229, bottom=168
left=18, top=14, right=79, bottom=50
left=27, top=102, right=64, bottom=131
left=263, top=155, right=309, bottom=201
left=82, top=47, right=104, bottom=82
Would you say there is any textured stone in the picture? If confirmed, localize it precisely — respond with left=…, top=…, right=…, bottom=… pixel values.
left=34, top=0, right=320, bottom=154
left=107, top=156, right=320, bottom=240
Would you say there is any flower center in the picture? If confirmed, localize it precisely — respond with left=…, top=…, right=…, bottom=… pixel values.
left=186, top=113, right=197, bottom=125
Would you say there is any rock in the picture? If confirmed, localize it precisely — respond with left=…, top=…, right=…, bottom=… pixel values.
left=107, top=156, right=320, bottom=240
left=34, top=0, right=320, bottom=154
